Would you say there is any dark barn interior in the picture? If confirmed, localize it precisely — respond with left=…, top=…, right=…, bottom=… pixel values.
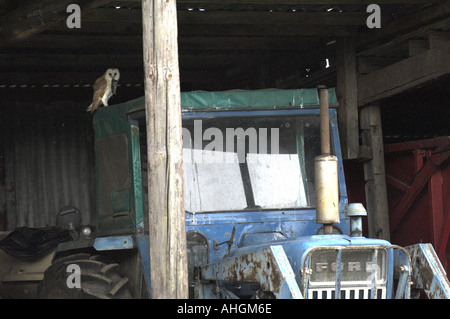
left=0, top=0, right=449, bottom=274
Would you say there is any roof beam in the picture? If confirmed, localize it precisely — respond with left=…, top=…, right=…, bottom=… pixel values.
left=5, top=34, right=325, bottom=51
left=0, top=0, right=115, bottom=44
left=176, top=0, right=435, bottom=4
left=0, top=71, right=143, bottom=86
left=357, top=48, right=450, bottom=105
left=44, top=20, right=358, bottom=36
left=0, top=51, right=315, bottom=71
left=82, top=8, right=368, bottom=25
left=358, top=0, right=450, bottom=51
left=179, top=10, right=366, bottom=25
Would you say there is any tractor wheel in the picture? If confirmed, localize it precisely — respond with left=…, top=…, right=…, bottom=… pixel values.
left=37, top=253, right=132, bottom=299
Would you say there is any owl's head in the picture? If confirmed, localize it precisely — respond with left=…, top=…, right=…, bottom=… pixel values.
left=105, top=68, right=120, bottom=81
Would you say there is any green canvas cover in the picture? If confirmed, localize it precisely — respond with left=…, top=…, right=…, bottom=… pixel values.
left=93, top=88, right=337, bottom=134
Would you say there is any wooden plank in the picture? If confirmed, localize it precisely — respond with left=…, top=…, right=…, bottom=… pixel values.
left=0, top=69, right=255, bottom=88
left=142, top=0, right=188, bottom=299
left=390, top=158, right=438, bottom=231
left=176, top=0, right=436, bottom=4
left=7, top=34, right=144, bottom=51
left=385, top=174, right=409, bottom=192
left=357, top=49, right=450, bottom=106
left=0, top=0, right=74, bottom=43
left=0, top=53, right=144, bottom=70
left=1, top=50, right=329, bottom=79
left=438, top=205, right=450, bottom=260
left=357, top=15, right=450, bottom=58
left=357, top=56, right=402, bottom=74
left=84, top=8, right=367, bottom=25
left=336, top=37, right=359, bottom=159
left=360, top=104, right=390, bottom=240
left=429, top=167, right=444, bottom=249
left=44, top=19, right=357, bottom=36
left=0, top=0, right=115, bottom=43
left=408, top=39, right=429, bottom=56
left=13, top=34, right=319, bottom=51
left=390, top=144, right=450, bottom=232
left=429, top=31, right=450, bottom=50
left=384, top=137, right=449, bottom=153
left=179, top=36, right=319, bottom=50
left=179, top=10, right=366, bottom=25
left=358, top=0, right=450, bottom=50
left=0, top=121, right=7, bottom=229
left=0, top=71, right=144, bottom=86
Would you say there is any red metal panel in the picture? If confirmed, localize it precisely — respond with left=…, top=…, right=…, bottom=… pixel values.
left=384, top=137, right=450, bottom=274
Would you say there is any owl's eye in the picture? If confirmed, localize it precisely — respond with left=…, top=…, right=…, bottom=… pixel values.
left=109, top=73, right=112, bottom=76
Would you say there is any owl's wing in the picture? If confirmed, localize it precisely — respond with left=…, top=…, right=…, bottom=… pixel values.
left=93, top=75, right=107, bottom=95
left=87, top=75, right=107, bottom=112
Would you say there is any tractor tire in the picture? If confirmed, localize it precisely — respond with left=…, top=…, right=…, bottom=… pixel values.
left=37, top=253, right=132, bottom=299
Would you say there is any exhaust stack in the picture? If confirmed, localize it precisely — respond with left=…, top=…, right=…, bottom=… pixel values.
left=315, top=86, right=339, bottom=234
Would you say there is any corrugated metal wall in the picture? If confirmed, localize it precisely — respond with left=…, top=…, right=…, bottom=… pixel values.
left=1, top=100, right=96, bottom=230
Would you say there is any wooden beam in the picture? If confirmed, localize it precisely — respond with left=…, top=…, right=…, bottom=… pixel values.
left=357, top=57, right=402, bottom=74
left=176, top=0, right=436, bottom=4
left=358, top=0, right=450, bottom=51
left=336, top=37, right=359, bottom=159
left=389, top=140, right=450, bottom=232
left=0, top=0, right=74, bottom=43
left=0, top=120, right=7, bottom=229
left=0, top=53, right=144, bottom=70
left=358, top=49, right=450, bottom=106
left=0, top=68, right=279, bottom=88
left=43, top=18, right=358, bottom=36
left=429, top=31, right=450, bottom=50
left=142, top=0, right=188, bottom=299
left=1, top=50, right=327, bottom=74
left=7, top=34, right=144, bottom=51
left=83, top=8, right=368, bottom=25
left=179, top=36, right=321, bottom=51
left=13, top=34, right=320, bottom=51
left=0, top=0, right=116, bottom=43
left=357, top=15, right=450, bottom=58
left=438, top=205, right=450, bottom=261
left=0, top=71, right=144, bottom=86
left=360, top=104, right=390, bottom=241
left=179, top=10, right=366, bottom=25
left=408, top=39, right=429, bottom=56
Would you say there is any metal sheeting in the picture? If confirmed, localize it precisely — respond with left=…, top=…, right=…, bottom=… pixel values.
left=2, top=101, right=95, bottom=230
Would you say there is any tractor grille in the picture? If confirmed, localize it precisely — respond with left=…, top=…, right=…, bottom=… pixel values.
left=308, top=287, right=386, bottom=299
left=304, top=246, right=388, bottom=299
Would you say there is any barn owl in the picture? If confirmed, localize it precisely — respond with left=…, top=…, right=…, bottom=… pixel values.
left=86, top=68, right=120, bottom=113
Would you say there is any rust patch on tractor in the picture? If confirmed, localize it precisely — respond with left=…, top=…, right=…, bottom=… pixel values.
left=218, top=247, right=284, bottom=294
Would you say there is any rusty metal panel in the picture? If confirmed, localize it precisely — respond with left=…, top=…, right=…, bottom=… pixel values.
left=405, top=243, right=450, bottom=299
left=2, top=101, right=95, bottom=230
left=197, top=245, right=303, bottom=299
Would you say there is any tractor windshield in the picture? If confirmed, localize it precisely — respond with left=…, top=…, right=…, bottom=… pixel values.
left=181, top=114, right=326, bottom=213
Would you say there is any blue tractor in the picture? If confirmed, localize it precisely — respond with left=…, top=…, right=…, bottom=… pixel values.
left=33, top=88, right=449, bottom=299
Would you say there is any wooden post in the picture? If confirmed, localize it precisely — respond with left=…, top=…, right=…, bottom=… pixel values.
left=336, top=37, right=359, bottom=160
left=142, top=0, right=188, bottom=298
left=360, top=104, right=390, bottom=241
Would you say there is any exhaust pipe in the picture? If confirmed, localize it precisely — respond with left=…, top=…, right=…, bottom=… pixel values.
left=315, top=86, right=339, bottom=234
